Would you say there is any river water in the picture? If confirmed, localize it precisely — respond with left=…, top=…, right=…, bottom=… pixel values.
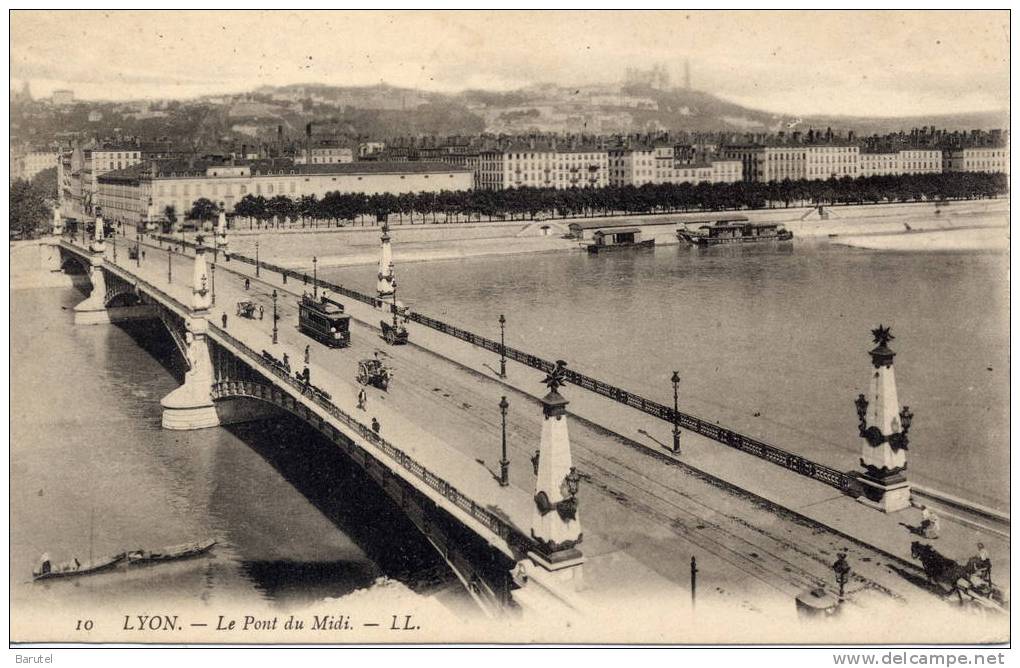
left=10, top=288, right=453, bottom=616
left=322, top=235, right=1010, bottom=511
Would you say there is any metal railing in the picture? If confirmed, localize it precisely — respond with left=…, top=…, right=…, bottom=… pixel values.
left=207, top=324, right=531, bottom=555
left=147, top=240, right=854, bottom=493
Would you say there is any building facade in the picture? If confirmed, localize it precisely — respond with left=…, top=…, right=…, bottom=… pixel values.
left=721, top=144, right=860, bottom=182
left=478, top=144, right=609, bottom=191
left=97, top=160, right=474, bottom=228
left=608, top=145, right=742, bottom=186
left=295, top=144, right=355, bottom=165
left=943, top=147, right=1009, bottom=174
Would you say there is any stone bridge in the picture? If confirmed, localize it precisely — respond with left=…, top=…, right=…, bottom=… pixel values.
left=54, top=232, right=586, bottom=617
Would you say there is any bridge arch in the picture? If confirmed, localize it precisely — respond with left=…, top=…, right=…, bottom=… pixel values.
left=209, top=377, right=514, bottom=615
left=59, top=254, right=90, bottom=277
left=104, top=282, right=142, bottom=308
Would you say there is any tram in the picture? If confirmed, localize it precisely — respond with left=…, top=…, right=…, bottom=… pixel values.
left=298, top=293, right=351, bottom=348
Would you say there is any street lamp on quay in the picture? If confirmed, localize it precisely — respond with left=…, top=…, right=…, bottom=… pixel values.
left=211, top=263, right=216, bottom=306
left=112, top=234, right=117, bottom=262
left=498, top=314, right=507, bottom=378
left=313, top=256, right=318, bottom=298
left=136, top=232, right=141, bottom=268
left=499, top=396, right=510, bottom=487
left=255, top=240, right=261, bottom=277
left=167, top=247, right=173, bottom=284
left=272, top=289, right=279, bottom=344
left=671, top=370, right=681, bottom=455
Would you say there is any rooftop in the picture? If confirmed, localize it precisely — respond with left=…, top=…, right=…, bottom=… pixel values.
left=97, top=158, right=472, bottom=183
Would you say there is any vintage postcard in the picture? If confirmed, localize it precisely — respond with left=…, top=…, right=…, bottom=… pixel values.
left=8, top=9, right=1010, bottom=649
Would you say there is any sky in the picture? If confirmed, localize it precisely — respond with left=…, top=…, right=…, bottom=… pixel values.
left=9, top=10, right=1011, bottom=117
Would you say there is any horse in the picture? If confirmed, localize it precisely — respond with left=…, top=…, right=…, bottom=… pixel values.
left=910, top=541, right=972, bottom=598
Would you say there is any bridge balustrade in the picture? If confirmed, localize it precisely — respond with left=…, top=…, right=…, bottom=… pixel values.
left=208, top=324, right=524, bottom=550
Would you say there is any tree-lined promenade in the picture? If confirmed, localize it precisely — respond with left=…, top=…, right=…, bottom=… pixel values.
left=185, top=172, right=1008, bottom=230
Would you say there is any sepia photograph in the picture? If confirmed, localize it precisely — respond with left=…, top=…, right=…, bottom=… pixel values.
left=7, top=8, right=1011, bottom=652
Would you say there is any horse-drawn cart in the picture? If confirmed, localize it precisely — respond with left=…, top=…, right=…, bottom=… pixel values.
left=357, top=358, right=392, bottom=391
left=236, top=300, right=257, bottom=319
left=380, top=319, right=409, bottom=345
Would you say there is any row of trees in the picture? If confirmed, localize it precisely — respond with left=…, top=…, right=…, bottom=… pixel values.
left=178, top=172, right=1007, bottom=228
left=9, top=167, right=59, bottom=239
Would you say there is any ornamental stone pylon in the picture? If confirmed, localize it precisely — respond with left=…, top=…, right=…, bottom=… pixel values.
left=90, top=213, right=106, bottom=254
left=854, top=325, right=913, bottom=513
left=215, top=208, right=229, bottom=250
left=529, top=360, right=584, bottom=571
left=377, top=221, right=395, bottom=298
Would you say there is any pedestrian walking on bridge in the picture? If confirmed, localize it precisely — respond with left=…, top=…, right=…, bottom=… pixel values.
left=221, top=312, right=228, bottom=329
left=357, top=388, right=367, bottom=411
left=371, top=417, right=380, bottom=434
left=258, top=305, right=264, bottom=320
left=245, top=277, right=250, bottom=290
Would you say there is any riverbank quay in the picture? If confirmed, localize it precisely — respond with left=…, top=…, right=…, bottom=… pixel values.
left=193, top=244, right=1007, bottom=639
left=186, top=198, right=1008, bottom=269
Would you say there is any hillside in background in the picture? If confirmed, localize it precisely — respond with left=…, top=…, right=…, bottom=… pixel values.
left=11, top=80, right=1009, bottom=148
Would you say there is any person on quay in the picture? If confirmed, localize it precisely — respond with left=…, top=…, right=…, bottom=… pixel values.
left=305, top=345, right=311, bottom=365
left=282, top=353, right=291, bottom=372
left=221, top=313, right=228, bottom=329
left=357, top=387, right=367, bottom=411
left=259, top=305, right=264, bottom=320
left=371, top=417, right=380, bottom=434
left=245, top=277, right=250, bottom=290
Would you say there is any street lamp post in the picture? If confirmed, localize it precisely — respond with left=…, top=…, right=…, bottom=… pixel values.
left=671, top=370, right=681, bottom=454
left=211, top=262, right=216, bottom=306
left=272, top=289, right=278, bottom=344
left=167, top=247, right=172, bottom=284
left=691, top=556, right=698, bottom=611
left=498, top=314, right=507, bottom=378
left=136, top=232, right=141, bottom=268
left=313, top=256, right=318, bottom=298
left=112, top=234, right=117, bottom=262
left=499, top=396, right=510, bottom=486
left=255, top=240, right=260, bottom=277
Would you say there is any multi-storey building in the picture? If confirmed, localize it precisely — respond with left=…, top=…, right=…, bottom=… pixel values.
left=478, top=144, right=609, bottom=190
left=721, top=144, right=859, bottom=182
left=10, top=148, right=57, bottom=182
left=608, top=144, right=742, bottom=186
left=295, top=143, right=354, bottom=165
left=898, top=149, right=942, bottom=174
left=943, top=147, right=1009, bottom=174
left=859, top=152, right=901, bottom=177
left=96, top=160, right=474, bottom=228
left=860, top=150, right=943, bottom=177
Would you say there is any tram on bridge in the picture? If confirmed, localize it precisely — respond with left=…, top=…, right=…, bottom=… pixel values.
left=298, top=293, right=351, bottom=348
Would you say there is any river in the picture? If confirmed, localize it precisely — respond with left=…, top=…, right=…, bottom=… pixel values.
left=10, top=287, right=455, bottom=616
left=320, top=235, right=1010, bottom=511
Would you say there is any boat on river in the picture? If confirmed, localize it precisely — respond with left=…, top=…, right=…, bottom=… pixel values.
left=33, top=552, right=126, bottom=581
left=126, top=539, right=217, bottom=565
left=586, top=228, right=656, bottom=254
left=678, top=217, right=793, bottom=246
